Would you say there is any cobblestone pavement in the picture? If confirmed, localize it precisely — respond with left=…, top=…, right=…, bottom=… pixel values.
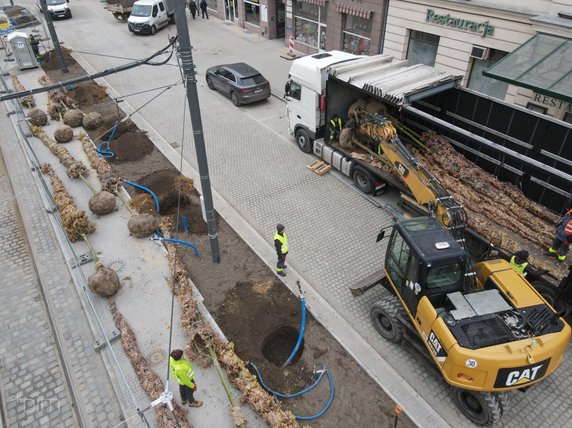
left=0, top=99, right=124, bottom=427
left=5, top=1, right=572, bottom=427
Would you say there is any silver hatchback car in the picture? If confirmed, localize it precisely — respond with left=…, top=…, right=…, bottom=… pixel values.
left=206, top=63, right=271, bottom=106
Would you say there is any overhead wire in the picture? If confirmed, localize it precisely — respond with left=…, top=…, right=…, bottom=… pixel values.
left=162, top=46, right=189, bottom=426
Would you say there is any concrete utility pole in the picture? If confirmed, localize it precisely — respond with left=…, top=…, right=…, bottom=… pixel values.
left=173, top=3, right=221, bottom=263
left=39, top=0, right=68, bottom=73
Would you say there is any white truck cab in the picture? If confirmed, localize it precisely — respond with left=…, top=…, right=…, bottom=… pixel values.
left=127, top=0, right=173, bottom=35
left=285, top=51, right=359, bottom=152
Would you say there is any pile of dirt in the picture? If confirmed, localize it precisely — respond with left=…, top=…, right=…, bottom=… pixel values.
left=41, top=51, right=414, bottom=428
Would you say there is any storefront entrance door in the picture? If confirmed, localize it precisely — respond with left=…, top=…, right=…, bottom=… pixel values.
left=225, top=0, right=235, bottom=22
left=276, top=1, right=285, bottom=38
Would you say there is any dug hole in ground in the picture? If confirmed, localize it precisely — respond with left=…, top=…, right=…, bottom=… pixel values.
left=39, top=49, right=415, bottom=427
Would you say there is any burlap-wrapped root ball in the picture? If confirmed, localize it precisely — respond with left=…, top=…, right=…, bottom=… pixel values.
left=28, top=108, right=48, bottom=126
left=128, top=213, right=160, bottom=238
left=339, top=128, right=353, bottom=149
left=82, top=112, right=103, bottom=130
left=89, top=191, right=116, bottom=215
left=54, top=125, right=74, bottom=143
left=63, top=109, right=84, bottom=127
left=88, top=262, right=120, bottom=297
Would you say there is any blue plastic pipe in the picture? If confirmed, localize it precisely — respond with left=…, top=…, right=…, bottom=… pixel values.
left=282, top=281, right=306, bottom=368
left=96, top=121, right=119, bottom=158
left=122, top=179, right=160, bottom=213
left=295, top=369, right=335, bottom=421
left=249, top=362, right=325, bottom=399
left=161, top=237, right=199, bottom=256
left=249, top=362, right=335, bottom=421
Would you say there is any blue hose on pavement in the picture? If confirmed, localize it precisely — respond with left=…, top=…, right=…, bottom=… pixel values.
left=248, top=362, right=335, bottom=421
left=281, top=280, right=306, bottom=368
left=96, top=121, right=119, bottom=158
left=122, top=179, right=160, bottom=213
left=161, top=237, right=199, bottom=256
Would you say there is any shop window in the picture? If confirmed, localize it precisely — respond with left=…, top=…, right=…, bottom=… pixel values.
left=526, top=103, right=547, bottom=114
left=468, top=49, right=509, bottom=100
left=564, top=112, right=572, bottom=124
left=245, top=0, right=260, bottom=26
left=294, top=1, right=327, bottom=49
left=206, top=0, right=217, bottom=9
left=407, top=30, right=439, bottom=67
left=342, top=15, right=371, bottom=55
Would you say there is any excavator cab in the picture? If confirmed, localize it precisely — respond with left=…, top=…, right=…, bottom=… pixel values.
left=384, top=217, right=469, bottom=315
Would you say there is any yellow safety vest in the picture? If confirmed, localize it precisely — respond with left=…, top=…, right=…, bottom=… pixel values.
left=510, top=256, right=528, bottom=277
left=330, top=117, right=342, bottom=130
left=274, top=232, right=288, bottom=254
left=170, top=357, right=195, bottom=388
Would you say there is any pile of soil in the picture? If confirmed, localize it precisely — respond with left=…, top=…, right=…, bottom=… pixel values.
left=41, top=53, right=414, bottom=427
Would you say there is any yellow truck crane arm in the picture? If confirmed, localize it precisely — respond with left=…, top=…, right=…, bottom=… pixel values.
left=352, top=109, right=467, bottom=234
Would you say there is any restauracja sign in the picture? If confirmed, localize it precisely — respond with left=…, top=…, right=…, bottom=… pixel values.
left=426, top=9, right=495, bottom=37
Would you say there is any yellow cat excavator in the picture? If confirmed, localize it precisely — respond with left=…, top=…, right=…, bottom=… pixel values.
left=350, top=110, right=571, bottom=426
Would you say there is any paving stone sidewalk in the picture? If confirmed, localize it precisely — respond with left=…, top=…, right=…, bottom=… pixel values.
left=0, top=100, right=124, bottom=427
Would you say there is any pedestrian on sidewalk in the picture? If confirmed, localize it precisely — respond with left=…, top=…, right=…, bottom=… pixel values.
left=170, top=349, right=203, bottom=408
left=274, top=223, right=288, bottom=277
left=199, top=0, right=208, bottom=19
left=188, top=0, right=197, bottom=19
left=547, top=208, right=572, bottom=261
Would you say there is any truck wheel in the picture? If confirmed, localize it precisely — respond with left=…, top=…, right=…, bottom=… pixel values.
left=151, top=25, right=156, bottom=35
left=206, top=76, right=215, bottom=90
left=451, top=389, right=503, bottom=426
left=169, top=14, right=175, bottom=24
left=231, top=92, right=240, bottom=107
left=295, top=128, right=312, bottom=153
left=371, top=295, right=403, bottom=342
left=353, top=167, right=374, bottom=194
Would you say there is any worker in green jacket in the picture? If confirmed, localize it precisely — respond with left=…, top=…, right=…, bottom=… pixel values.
left=274, top=223, right=288, bottom=277
left=170, top=349, right=202, bottom=408
left=329, top=114, right=343, bottom=142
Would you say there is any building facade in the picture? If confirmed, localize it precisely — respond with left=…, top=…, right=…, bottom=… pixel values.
left=203, top=0, right=389, bottom=55
left=382, top=0, right=572, bottom=123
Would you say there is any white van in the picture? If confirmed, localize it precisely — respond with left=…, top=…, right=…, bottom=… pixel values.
left=127, top=0, right=174, bottom=35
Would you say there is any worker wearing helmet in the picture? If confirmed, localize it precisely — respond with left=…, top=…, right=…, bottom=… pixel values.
left=274, top=223, right=288, bottom=277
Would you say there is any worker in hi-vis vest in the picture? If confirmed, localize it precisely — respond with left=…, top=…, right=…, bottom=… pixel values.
left=274, top=223, right=288, bottom=277
left=170, top=349, right=203, bottom=408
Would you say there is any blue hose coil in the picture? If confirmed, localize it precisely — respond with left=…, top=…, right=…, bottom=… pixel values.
left=249, top=362, right=335, bottom=421
left=96, top=121, right=119, bottom=158
left=122, top=179, right=160, bottom=213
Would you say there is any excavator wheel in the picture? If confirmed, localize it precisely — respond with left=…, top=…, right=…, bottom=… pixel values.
left=451, top=388, right=505, bottom=426
left=370, top=295, right=403, bottom=342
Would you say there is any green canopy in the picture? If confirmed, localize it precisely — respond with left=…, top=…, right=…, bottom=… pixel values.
left=483, top=33, right=572, bottom=103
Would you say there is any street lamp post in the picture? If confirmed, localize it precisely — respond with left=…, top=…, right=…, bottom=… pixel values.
left=172, top=3, right=221, bottom=263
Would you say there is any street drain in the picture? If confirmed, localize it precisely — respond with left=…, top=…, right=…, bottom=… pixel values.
left=262, top=326, right=303, bottom=366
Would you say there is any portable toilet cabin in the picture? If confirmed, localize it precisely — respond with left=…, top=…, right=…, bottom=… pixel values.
left=7, top=31, right=38, bottom=70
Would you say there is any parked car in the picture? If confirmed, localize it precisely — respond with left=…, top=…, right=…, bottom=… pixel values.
left=37, top=0, right=72, bottom=20
left=206, top=63, right=271, bottom=106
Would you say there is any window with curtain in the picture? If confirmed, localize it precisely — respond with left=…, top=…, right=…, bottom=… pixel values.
left=342, top=15, right=371, bottom=55
left=407, top=30, right=439, bottom=67
left=294, top=1, right=327, bottom=49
